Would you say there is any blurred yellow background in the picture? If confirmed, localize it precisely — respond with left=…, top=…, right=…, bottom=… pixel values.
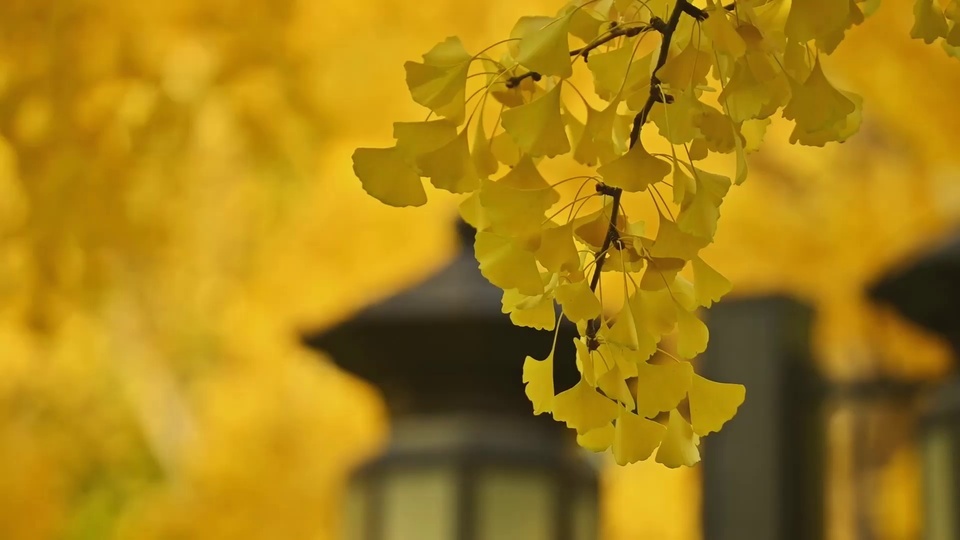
left=0, top=1, right=958, bottom=539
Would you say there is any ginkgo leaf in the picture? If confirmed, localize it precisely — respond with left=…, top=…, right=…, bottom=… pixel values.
left=574, top=100, right=621, bottom=166
left=404, top=37, right=472, bottom=122
left=475, top=231, right=544, bottom=295
left=458, top=191, right=490, bottom=230
left=393, top=119, right=458, bottom=158
left=782, top=59, right=856, bottom=135
left=703, top=7, right=746, bottom=58
left=695, top=105, right=739, bottom=154
left=523, top=350, right=556, bottom=414
left=573, top=201, right=622, bottom=249
left=691, top=257, right=732, bottom=307
left=480, top=175, right=559, bottom=240
left=598, top=364, right=636, bottom=410
left=672, top=160, right=696, bottom=204
left=516, top=13, right=574, bottom=78
left=638, top=257, right=685, bottom=291
left=789, top=90, right=863, bottom=147
left=651, top=90, right=701, bottom=145
left=472, top=116, right=499, bottom=178
left=657, top=41, right=712, bottom=90
left=587, top=40, right=651, bottom=101
left=565, top=5, right=606, bottom=43
left=537, top=222, right=581, bottom=273
left=912, top=0, right=949, bottom=44
left=676, top=308, right=709, bottom=359
left=655, top=409, right=701, bottom=468
left=501, top=84, right=571, bottom=157
left=688, top=374, right=746, bottom=436
left=503, top=288, right=557, bottom=330
left=634, top=360, right=693, bottom=418
left=577, top=423, right=616, bottom=452
left=491, top=131, right=522, bottom=166
left=597, top=141, right=671, bottom=192
left=613, top=406, right=666, bottom=465
left=605, top=295, right=658, bottom=361
left=648, top=218, right=709, bottom=260
left=574, top=337, right=599, bottom=386
left=416, top=128, right=480, bottom=193
left=785, top=0, right=851, bottom=44
left=352, top=147, right=426, bottom=207
left=677, top=168, right=731, bottom=240
left=555, top=279, right=602, bottom=322
left=552, top=376, right=621, bottom=433
left=740, top=117, right=771, bottom=152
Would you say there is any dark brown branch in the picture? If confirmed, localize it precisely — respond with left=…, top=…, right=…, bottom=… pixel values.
left=585, top=0, right=694, bottom=350
left=505, top=71, right=541, bottom=88
left=571, top=21, right=651, bottom=60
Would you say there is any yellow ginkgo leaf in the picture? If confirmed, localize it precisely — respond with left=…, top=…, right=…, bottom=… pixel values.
left=702, top=7, right=746, bottom=58
left=655, top=409, right=701, bottom=468
left=502, top=288, right=557, bottom=330
left=912, top=0, right=949, bottom=44
left=393, top=119, right=459, bottom=160
left=516, top=13, right=574, bottom=78
left=480, top=182, right=558, bottom=240
left=672, top=160, right=696, bottom=204
left=404, top=37, right=473, bottom=122
left=565, top=4, right=606, bottom=43
left=490, top=131, right=522, bottom=167
left=691, top=257, right=732, bottom=308
left=472, top=115, right=498, bottom=178
left=677, top=168, right=731, bottom=240
left=612, top=406, right=666, bottom=465
left=676, top=308, right=709, bottom=359
left=552, top=375, right=621, bottom=433
left=458, top=191, right=490, bottom=230
left=536, top=222, right=581, bottom=273
left=578, top=423, right=616, bottom=452
left=785, top=0, right=850, bottom=44
left=605, top=295, right=658, bottom=361
left=651, top=90, right=701, bottom=145
left=597, top=364, right=636, bottom=410
left=657, top=41, right=712, bottom=90
left=688, top=374, right=746, bottom=436
left=648, top=218, right=709, bottom=260
left=789, top=90, right=863, bottom=147
left=575, top=337, right=599, bottom=386
left=596, top=141, right=671, bottom=192
left=416, top=128, right=480, bottom=193
left=587, top=39, right=651, bottom=101
left=475, top=231, right=544, bottom=295
left=352, top=147, right=426, bottom=207
left=634, top=360, right=693, bottom=418
left=573, top=201, right=621, bottom=249
left=501, top=83, right=571, bottom=157
left=638, top=257, right=685, bottom=291
left=782, top=59, right=856, bottom=135
left=523, top=350, right=556, bottom=415
left=573, top=100, right=621, bottom=166
left=555, top=279, right=602, bottom=322
left=740, top=117, right=771, bottom=152
left=695, top=105, right=739, bottom=154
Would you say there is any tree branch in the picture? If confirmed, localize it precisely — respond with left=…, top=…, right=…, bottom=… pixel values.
left=585, top=0, right=694, bottom=350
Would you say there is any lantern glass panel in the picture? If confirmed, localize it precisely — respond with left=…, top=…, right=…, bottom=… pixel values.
left=343, top=480, right=367, bottom=540
left=923, top=426, right=957, bottom=540
left=476, top=469, right=555, bottom=540
left=382, top=466, right=458, bottom=540
left=572, top=489, right=599, bottom=540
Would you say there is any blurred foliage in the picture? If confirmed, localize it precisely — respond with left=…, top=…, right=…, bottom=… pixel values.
left=0, top=1, right=457, bottom=538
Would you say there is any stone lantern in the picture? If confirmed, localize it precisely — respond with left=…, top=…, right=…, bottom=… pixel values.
left=307, top=221, right=599, bottom=540
left=870, top=231, right=960, bottom=540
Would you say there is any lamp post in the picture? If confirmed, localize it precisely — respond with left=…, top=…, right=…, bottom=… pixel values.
left=307, top=221, right=597, bottom=540
left=870, top=231, right=960, bottom=540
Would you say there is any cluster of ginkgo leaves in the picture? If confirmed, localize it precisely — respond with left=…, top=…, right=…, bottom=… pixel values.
left=352, top=0, right=956, bottom=467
